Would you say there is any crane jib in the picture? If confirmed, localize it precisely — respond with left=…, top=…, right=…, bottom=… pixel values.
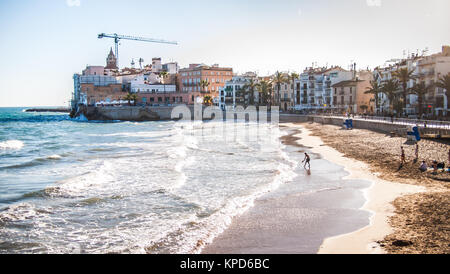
left=97, top=33, right=178, bottom=68
left=98, top=33, right=178, bottom=45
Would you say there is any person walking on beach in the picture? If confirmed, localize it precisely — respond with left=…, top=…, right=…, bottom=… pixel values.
left=302, top=153, right=311, bottom=170
left=401, top=146, right=406, bottom=165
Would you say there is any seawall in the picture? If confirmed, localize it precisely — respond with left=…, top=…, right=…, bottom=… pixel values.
left=80, top=106, right=195, bottom=121
left=280, top=114, right=450, bottom=137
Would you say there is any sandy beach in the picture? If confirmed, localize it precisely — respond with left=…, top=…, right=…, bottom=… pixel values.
left=203, top=121, right=449, bottom=254
left=304, top=122, right=449, bottom=254
left=203, top=125, right=373, bottom=254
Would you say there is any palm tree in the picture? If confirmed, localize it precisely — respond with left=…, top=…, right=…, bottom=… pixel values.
left=365, top=80, right=383, bottom=115
left=290, top=72, right=300, bottom=104
left=272, top=71, right=288, bottom=106
left=242, top=78, right=258, bottom=107
left=124, top=92, right=137, bottom=106
left=392, top=68, right=415, bottom=115
left=382, top=79, right=400, bottom=114
left=436, top=73, right=450, bottom=109
left=257, top=80, right=273, bottom=106
left=160, top=71, right=169, bottom=94
left=203, top=95, right=213, bottom=106
left=199, top=80, right=210, bottom=93
left=410, top=82, right=435, bottom=117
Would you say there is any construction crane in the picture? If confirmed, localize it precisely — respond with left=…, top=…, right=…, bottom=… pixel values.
left=98, top=33, right=178, bottom=67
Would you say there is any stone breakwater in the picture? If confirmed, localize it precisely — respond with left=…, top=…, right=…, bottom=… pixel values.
left=76, top=105, right=187, bottom=121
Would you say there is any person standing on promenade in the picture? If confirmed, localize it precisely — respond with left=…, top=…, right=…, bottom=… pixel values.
left=302, top=153, right=311, bottom=170
left=401, top=146, right=406, bottom=165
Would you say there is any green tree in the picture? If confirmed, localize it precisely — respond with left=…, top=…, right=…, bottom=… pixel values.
left=392, top=68, right=415, bottom=115
left=410, top=82, right=435, bottom=117
left=242, top=78, right=259, bottom=107
left=382, top=79, right=400, bottom=114
left=365, top=80, right=383, bottom=115
left=257, top=80, right=273, bottom=106
left=124, top=92, right=138, bottom=106
left=160, top=71, right=169, bottom=94
left=199, top=80, right=210, bottom=93
left=436, top=73, right=450, bottom=110
left=290, top=72, right=300, bottom=105
left=272, top=71, right=288, bottom=105
left=203, top=95, right=213, bottom=106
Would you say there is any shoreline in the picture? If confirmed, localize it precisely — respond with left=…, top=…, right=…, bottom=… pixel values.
left=289, top=123, right=426, bottom=254
left=202, top=124, right=375, bottom=254
left=202, top=122, right=428, bottom=254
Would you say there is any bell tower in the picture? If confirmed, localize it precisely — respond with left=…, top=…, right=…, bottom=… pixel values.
left=105, top=47, right=118, bottom=70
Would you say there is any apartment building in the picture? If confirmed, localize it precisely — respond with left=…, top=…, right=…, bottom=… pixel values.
left=219, top=72, right=258, bottom=110
left=331, top=71, right=373, bottom=114
left=294, top=67, right=353, bottom=112
left=178, top=64, right=233, bottom=105
left=373, top=45, right=450, bottom=116
left=273, top=75, right=295, bottom=111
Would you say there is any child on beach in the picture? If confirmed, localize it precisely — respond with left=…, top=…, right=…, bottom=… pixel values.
left=302, top=153, right=311, bottom=170
left=419, top=161, right=428, bottom=172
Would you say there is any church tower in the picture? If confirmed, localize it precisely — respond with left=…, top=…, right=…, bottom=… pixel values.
left=105, top=47, right=118, bottom=70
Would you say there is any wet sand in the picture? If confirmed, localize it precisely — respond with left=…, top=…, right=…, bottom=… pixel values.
left=202, top=126, right=373, bottom=254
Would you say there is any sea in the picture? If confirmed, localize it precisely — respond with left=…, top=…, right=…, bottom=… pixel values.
left=0, top=107, right=300, bottom=254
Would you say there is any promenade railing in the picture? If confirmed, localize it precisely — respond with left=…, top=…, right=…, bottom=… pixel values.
left=307, top=114, right=450, bottom=130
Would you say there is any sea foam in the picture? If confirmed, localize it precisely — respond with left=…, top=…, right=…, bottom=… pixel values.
left=0, top=140, right=24, bottom=150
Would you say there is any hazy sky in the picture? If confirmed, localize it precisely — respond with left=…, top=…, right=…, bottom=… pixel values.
left=0, top=0, right=449, bottom=107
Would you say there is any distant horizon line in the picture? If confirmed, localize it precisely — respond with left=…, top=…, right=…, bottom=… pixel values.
left=0, top=105, right=67, bottom=108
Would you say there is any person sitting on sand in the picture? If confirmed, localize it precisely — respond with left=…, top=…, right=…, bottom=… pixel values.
left=302, top=153, right=311, bottom=170
left=419, top=161, right=428, bottom=173
left=432, top=160, right=438, bottom=175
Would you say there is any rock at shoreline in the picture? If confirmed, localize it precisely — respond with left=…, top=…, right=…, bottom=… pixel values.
left=26, top=108, right=70, bottom=113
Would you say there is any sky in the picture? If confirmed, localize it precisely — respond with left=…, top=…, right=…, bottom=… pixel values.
left=0, top=0, right=449, bottom=107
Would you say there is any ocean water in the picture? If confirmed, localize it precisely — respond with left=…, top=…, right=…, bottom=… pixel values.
left=0, top=107, right=298, bottom=254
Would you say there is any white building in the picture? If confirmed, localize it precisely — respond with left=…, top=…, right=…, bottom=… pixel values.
left=132, top=84, right=176, bottom=94
left=130, top=75, right=176, bottom=93
left=162, top=62, right=179, bottom=74
left=373, top=45, right=450, bottom=116
left=219, top=72, right=258, bottom=110
left=294, top=67, right=353, bottom=112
